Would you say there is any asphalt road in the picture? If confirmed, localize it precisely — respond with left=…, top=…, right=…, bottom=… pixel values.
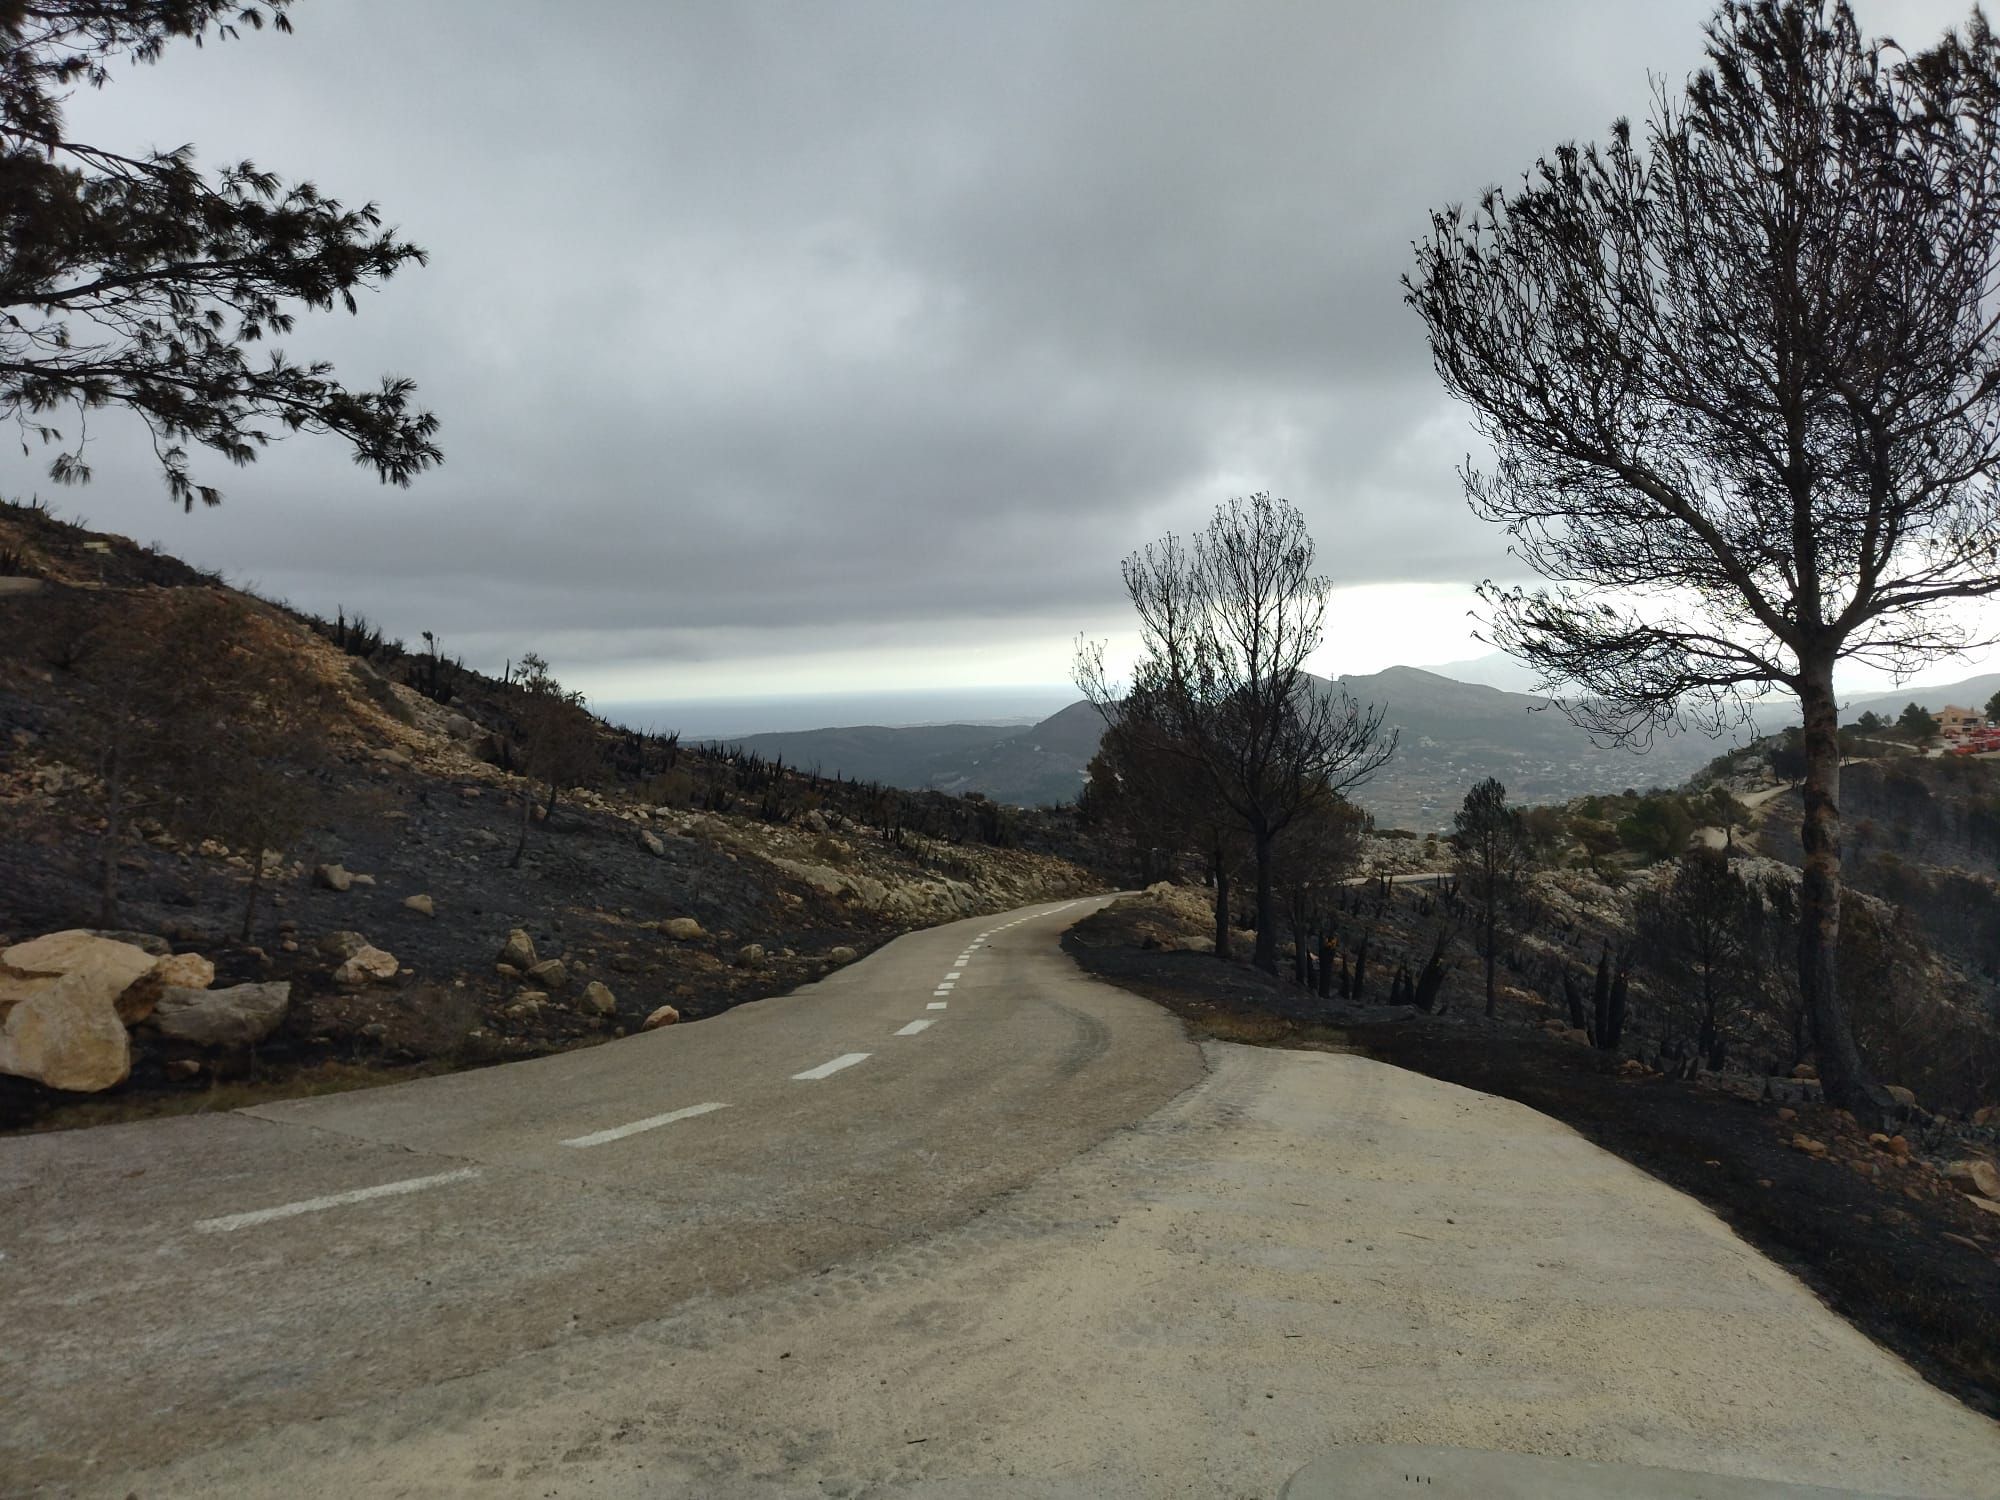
left=2, top=896, right=1203, bottom=1494
left=8, top=896, right=2000, bottom=1499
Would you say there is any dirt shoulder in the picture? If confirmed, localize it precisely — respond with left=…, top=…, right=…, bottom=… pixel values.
left=1064, top=892, right=2000, bottom=1421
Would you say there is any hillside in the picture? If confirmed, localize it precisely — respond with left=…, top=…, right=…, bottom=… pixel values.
left=0, top=503, right=1108, bottom=1129
left=719, top=666, right=1731, bottom=826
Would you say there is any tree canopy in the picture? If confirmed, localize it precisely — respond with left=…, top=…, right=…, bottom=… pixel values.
left=1, top=1, right=440, bottom=508
left=1406, top=0, right=2000, bottom=1113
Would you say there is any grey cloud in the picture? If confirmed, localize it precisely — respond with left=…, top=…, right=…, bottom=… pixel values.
left=33, top=0, right=1975, bottom=690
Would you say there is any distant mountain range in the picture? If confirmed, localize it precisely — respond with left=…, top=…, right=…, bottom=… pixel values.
left=702, top=665, right=2000, bottom=827
left=707, top=666, right=1748, bottom=828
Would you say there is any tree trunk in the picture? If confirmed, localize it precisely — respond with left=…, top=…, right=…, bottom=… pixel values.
left=1212, top=847, right=1231, bottom=960
left=241, top=852, right=265, bottom=943
left=97, top=737, right=125, bottom=928
left=1797, top=666, right=1875, bottom=1111
left=1252, top=829, right=1278, bottom=973
left=1482, top=900, right=1497, bottom=1017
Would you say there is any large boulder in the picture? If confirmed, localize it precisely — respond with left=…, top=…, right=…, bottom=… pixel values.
left=642, top=1004, right=680, bottom=1030
left=661, top=917, right=703, bottom=942
left=735, top=944, right=766, bottom=969
left=637, top=828, right=665, bottom=857
left=827, top=946, right=858, bottom=965
left=332, top=946, right=399, bottom=988
left=315, top=864, right=355, bottom=893
left=1, top=930, right=161, bottom=1024
left=498, top=929, right=537, bottom=969
left=0, top=970, right=131, bottom=1091
left=527, top=958, right=568, bottom=991
left=116, top=952, right=216, bottom=1024
left=580, top=980, right=617, bottom=1017
left=152, top=982, right=291, bottom=1047
left=1944, top=1158, right=2000, bottom=1201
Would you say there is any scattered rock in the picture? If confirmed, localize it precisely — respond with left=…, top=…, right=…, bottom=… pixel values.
left=498, top=929, right=537, bottom=969
left=642, top=1003, right=681, bottom=1030
left=735, top=943, right=766, bottom=969
left=1560, top=1027, right=1590, bottom=1045
left=152, top=981, right=291, bottom=1047
left=527, top=958, right=568, bottom=991
left=828, top=946, right=858, bottom=965
left=1888, top=1135, right=1913, bottom=1158
left=332, top=946, right=399, bottom=988
left=315, top=864, right=355, bottom=893
left=1777, top=1107, right=1798, bottom=1122
left=1790, top=1134, right=1829, bottom=1155
left=580, top=980, right=617, bottom=1017
left=1885, top=1084, right=1917, bottom=1109
left=638, top=828, right=665, bottom=857
left=1944, top=1159, right=2000, bottom=1200
left=370, top=746, right=413, bottom=768
left=1975, top=1105, right=1998, bottom=1127
left=403, top=894, right=435, bottom=918
left=0, top=970, right=131, bottom=1091
left=661, top=917, right=704, bottom=942
left=163, top=1058, right=202, bottom=1080
left=1791, top=1062, right=1818, bottom=1080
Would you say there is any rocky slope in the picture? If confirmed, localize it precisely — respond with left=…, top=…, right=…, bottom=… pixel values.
left=0, top=502, right=1104, bottom=1129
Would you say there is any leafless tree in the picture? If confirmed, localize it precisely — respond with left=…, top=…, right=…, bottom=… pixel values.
left=1079, top=493, right=1395, bottom=972
left=1407, top=0, right=2000, bottom=1111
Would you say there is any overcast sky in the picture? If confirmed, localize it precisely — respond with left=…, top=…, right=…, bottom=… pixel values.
left=32, top=0, right=1993, bottom=725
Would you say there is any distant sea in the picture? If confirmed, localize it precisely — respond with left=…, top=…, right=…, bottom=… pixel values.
left=594, top=685, right=1078, bottom=741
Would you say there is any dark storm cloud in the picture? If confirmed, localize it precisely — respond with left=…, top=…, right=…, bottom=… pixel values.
left=36, top=0, right=1972, bottom=687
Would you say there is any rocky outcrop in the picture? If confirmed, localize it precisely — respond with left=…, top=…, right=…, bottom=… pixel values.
left=152, top=982, right=291, bottom=1047
left=0, top=970, right=131, bottom=1091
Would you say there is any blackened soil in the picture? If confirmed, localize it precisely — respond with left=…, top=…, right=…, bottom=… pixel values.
left=1066, top=897, right=2000, bottom=1421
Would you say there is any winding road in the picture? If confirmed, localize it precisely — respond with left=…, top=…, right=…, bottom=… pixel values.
left=4, top=896, right=1999, bottom=1497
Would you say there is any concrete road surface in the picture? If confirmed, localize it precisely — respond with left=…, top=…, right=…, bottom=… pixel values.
left=6, top=897, right=2000, bottom=1498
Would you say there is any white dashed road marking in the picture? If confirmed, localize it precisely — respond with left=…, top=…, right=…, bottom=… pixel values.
left=793, top=1052, right=871, bottom=1081
left=560, top=1101, right=727, bottom=1149
left=895, top=1019, right=934, bottom=1036
left=946, top=970, right=962, bottom=979
left=928, top=1001, right=947, bottom=1009
left=193, top=1168, right=483, bottom=1234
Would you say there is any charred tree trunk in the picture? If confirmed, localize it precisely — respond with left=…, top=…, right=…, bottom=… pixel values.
left=1252, top=827, right=1278, bottom=974
left=1481, top=900, right=1498, bottom=1018
left=1797, top=666, right=1875, bottom=1111
left=1212, top=847, right=1231, bottom=961
left=240, top=851, right=265, bottom=942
